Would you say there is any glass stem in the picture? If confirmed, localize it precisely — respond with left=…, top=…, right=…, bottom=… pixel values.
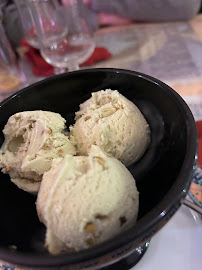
left=54, top=67, right=66, bottom=75
left=68, top=63, right=80, bottom=72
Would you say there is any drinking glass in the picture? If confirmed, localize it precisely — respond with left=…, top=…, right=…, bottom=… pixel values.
left=28, top=0, right=95, bottom=73
left=14, top=0, right=39, bottom=48
left=0, top=21, right=26, bottom=97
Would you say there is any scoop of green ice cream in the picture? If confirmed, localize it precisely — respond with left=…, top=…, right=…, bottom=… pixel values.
left=71, top=89, right=150, bottom=166
left=0, top=110, right=76, bottom=193
left=37, top=145, right=139, bottom=253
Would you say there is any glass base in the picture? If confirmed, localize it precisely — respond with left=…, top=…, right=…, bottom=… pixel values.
left=102, top=241, right=149, bottom=270
left=54, top=67, right=67, bottom=75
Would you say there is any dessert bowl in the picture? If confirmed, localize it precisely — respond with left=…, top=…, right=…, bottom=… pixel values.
left=0, top=68, right=197, bottom=269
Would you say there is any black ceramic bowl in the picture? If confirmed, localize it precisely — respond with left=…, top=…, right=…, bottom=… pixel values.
left=0, top=69, right=197, bottom=269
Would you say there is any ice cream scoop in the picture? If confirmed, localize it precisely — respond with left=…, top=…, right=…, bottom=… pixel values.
left=37, top=145, right=139, bottom=254
left=0, top=111, right=76, bottom=193
left=70, top=89, right=150, bottom=166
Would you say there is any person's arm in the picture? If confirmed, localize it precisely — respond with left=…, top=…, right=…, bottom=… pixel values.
left=90, top=0, right=201, bottom=22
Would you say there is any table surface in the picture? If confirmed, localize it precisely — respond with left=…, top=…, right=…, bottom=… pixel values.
left=0, top=15, right=202, bottom=270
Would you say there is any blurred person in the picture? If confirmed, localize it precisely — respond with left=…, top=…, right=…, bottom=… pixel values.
left=80, top=0, right=202, bottom=29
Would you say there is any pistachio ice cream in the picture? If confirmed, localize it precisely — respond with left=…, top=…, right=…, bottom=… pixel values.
left=70, top=89, right=150, bottom=166
left=37, top=145, right=139, bottom=254
left=0, top=111, right=76, bottom=193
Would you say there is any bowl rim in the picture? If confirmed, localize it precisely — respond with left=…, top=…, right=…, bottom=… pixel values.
left=0, top=68, right=198, bottom=267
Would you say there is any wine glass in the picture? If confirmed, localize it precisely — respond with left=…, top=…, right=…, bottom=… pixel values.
left=28, top=0, right=95, bottom=73
left=14, top=0, right=40, bottom=48
left=0, top=20, right=27, bottom=96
